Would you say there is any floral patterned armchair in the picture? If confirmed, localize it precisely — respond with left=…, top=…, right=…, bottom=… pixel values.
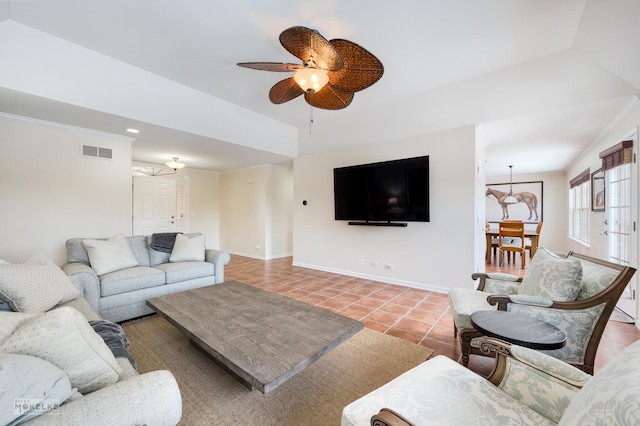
left=448, top=248, right=635, bottom=374
left=343, top=337, right=640, bottom=425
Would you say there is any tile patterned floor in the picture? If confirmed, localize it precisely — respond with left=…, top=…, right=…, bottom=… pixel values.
left=225, top=253, right=640, bottom=372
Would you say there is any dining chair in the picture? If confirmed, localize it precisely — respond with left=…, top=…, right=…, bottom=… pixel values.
left=498, top=221, right=526, bottom=268
left=526, top=221, right=543, bottom=258
left=486, top=221, right=500, bottom=260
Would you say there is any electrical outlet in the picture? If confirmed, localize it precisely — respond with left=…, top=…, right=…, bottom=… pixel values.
left=357, top=259, right=365, bottom=265
left=384, top=264, right=394, bottom=270
left=370, top=261, right=378, bottom=268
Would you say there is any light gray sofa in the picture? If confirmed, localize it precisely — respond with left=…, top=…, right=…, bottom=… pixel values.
left=20, top=296, right=183, bottom=425
left=62, top=233, right=230, bottom=322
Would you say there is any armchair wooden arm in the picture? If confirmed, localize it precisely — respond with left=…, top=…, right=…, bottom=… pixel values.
left=370, top=408, right=415, bottom=426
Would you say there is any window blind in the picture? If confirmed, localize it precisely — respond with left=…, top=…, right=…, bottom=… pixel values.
left=600, top=140, right=633, bottom=171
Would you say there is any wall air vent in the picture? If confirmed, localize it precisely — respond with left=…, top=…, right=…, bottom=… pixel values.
left=81, top=145, right=113, bottom=160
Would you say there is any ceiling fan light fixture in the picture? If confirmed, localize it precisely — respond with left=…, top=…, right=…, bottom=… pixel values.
left=165, top=156, right=185, bottom=171
left=293, top=67, right=328, bottom=93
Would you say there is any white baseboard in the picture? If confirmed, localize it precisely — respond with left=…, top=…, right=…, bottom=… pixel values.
left=291, top=261, right=450, bottom=295
left=226, top=250, right=293, bottom=261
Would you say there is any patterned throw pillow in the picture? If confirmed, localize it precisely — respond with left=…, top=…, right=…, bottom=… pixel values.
left=0, top=254, right=81, bottom=313
left=518, top=248, right=583, bottom=302
left=82, top=233, right=138, bottom=275
left=0, top=307, right=122, bottom=394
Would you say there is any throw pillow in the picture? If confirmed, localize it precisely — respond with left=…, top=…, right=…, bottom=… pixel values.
left=0, top=307, right=122, bottom=394
left=82, top=233, right=138, bottom=276
left=518, top=248, right=583, bottom=302
left=0, top=353, right=78, bottom=426
left=169, top=234, right=205, bottom=262
left=0, top=254, right=81, bottom=313
left=0, top=312, right=37, bottom=342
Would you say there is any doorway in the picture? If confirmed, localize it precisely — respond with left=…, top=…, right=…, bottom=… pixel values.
left=132, top=177, right=177, bottom=235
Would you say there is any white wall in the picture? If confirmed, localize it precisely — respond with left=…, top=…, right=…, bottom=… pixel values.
left=265, top=165, right=293, bottom=258
left=220, top=164, right=293, bottom=259
left=293, top=126, right=477, bottom=293
left=486, top=172, right=567, bottom=254
left=188, top=169, right=221, bottom=249
left=0, top=114, right=133, bottom=264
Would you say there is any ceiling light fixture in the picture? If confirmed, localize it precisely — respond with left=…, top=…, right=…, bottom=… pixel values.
left=293, top=67, right=329, bottom=93
left=165, top=157, right=185, bottom=171
left=505, top=165, right=518, bottom=204
left=126, top=128, right=140, bottom=134
left=131, top=157, right=186, bottom=177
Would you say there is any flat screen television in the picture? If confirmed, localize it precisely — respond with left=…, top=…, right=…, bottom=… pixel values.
left=333, top=156, right=430, bottom=224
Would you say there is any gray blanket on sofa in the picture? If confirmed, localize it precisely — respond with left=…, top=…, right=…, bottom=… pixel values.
left=150, top=232, right=182, bottom=253
left=89, top=320, right=137, bottom=371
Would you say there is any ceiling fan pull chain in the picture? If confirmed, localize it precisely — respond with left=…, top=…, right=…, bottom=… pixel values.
left=309, top=105, right=314, bottom=135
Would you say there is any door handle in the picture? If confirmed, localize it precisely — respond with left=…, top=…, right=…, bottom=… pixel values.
left=600, top=230, right=608, bottom=235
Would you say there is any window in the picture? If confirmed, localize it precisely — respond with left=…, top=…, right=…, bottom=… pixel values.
left=569, top=169, right=590, bottom=244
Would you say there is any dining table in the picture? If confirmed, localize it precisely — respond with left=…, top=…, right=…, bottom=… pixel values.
left=485, top=228, right=539, bottom=264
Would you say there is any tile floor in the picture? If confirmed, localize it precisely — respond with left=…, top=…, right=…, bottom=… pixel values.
left=225, top=253, right=640, bottom=373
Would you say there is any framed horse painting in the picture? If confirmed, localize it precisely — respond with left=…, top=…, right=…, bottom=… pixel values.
left=486, top=181, right=543, bottom=223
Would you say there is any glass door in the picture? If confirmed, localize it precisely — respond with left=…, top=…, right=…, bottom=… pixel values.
left=607, top=145, right=637, bottom=318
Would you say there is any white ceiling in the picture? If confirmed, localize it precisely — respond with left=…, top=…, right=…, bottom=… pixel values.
left=1, top=0, right=639, bottom=176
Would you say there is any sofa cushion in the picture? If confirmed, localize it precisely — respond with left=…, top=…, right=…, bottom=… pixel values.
left=447, top=288, right=495, bottom=330
left=126, top=235, right=151, bottom=267
left=169, top=234, right=205, bottom=262
left=518, top=248, right=583, bottom=302
left=0, top=253, right=81, bottom=313
left=99, top=266, right=166, bottom=297
left=0, top=307, right=122, bottom=394
left=146, top=235, right=171, bottom=266
left=0, top=353, right=78, bottom=426
left=154, top=261, right=215, bottom=284
left=83, top=234, right=139, bottom=276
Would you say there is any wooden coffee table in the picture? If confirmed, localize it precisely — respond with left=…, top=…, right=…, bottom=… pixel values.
left=146, top=281, right=363, bottom=393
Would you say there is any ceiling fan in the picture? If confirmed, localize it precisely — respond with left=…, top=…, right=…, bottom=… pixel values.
left=238, top=26, right=384, bottom=110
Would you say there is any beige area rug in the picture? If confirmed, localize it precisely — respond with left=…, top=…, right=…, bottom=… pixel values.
left=122, top=315, right=433, bottom=426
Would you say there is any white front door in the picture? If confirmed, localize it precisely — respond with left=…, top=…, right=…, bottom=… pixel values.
left=132, top=177, right=177, bottom=235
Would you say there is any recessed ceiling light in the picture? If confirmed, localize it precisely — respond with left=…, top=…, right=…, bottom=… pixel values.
left=126, top=128, right=140, bottom=134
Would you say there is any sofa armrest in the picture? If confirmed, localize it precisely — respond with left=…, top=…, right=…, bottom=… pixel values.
left=61, top=263, right=100, bottom=312
left=25, top=370, right=182, bottom=426
left=205, top=249, right=231, bottom=283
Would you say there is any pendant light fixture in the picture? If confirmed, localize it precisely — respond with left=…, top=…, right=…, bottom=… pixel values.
left=505, top=165, right=518, bottom=204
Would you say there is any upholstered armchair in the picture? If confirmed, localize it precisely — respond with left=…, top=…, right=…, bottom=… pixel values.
left=343, top=337, right=640, bottom=425
left=448, top=248, right=636, bottom=374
